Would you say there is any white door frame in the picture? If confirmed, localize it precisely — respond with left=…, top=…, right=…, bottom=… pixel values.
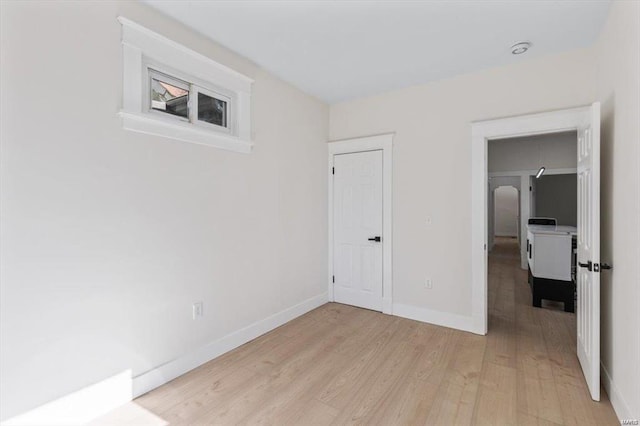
left=471, top=105, right=592, bottom=335
left=328, top=134, right=394, bottom=314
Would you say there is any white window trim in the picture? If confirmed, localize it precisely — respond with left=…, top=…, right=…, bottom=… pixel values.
left=118, top=17, right=253, bottom=154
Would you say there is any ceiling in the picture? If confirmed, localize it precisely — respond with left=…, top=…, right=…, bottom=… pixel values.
left=144, top=0, right=611, bottom=104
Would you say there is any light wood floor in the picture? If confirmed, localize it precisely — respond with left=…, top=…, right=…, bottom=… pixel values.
left=93, top=238, right=618, bottom=425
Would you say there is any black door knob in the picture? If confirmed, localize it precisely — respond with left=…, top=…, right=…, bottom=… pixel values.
left=578, top=261, right=593, bottom=271
left=368, top=236, right=382, bottom=242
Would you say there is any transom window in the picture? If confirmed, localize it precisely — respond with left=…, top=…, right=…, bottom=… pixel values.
left=147, top=68, right=231, bottom=133
left=150, top=71, right=189, bottom=119
left=198, top=91, right=227, bottom=128
left=119, top=17, right=253, bottom=153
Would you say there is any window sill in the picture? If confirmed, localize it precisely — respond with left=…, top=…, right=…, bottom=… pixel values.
left=118, top=111, right=253, bottom=154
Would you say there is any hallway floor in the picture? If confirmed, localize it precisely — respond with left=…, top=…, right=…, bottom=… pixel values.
left=485, top=237, right=617, bottom=425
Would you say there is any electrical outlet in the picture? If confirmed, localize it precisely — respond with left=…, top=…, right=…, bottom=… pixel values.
left=192, top=302, right=203, bottom=319
left=425, top=216, right=432, bottom=226
left=425, top=279, right=433, bottom=290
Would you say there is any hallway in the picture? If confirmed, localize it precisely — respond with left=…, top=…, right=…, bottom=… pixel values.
left=487, top=237, right=616, bottom=425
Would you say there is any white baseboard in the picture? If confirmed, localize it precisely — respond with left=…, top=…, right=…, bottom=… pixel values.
left=132, top=292, right=328, bottom=397
left=1, top=370, right=132, bottom=426
left=392, top=303, right=477, bottom=334
left=601, top=362, right=634, bottom=422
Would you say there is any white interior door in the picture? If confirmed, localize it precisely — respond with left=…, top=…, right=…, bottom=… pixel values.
left=333, top=150, right=383, bottom=311
left=576, top=102, right=601, bottom=401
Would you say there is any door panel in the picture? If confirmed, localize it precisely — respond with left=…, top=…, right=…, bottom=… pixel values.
left=576, top=102, right=601, bottom=401
left=333, top=150, right=383, bottom=311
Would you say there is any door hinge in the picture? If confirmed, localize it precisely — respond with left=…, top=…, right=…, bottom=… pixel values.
left=332, top=275, right=335, bottom=283
left=332, top=167, right=335, bottom=175
left=529, top=186, right=532, bottom=191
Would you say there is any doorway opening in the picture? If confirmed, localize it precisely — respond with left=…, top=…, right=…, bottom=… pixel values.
left=487, top=131, right=578, bottom=312
left=471, top=103, right=602, bottom=401
left=486, top=133, right=578, bottom=343
left=493, top=186, right=520, bottom=242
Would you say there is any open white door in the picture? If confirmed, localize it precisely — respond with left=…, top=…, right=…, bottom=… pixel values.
left=576, top=102, right=601, bottom=401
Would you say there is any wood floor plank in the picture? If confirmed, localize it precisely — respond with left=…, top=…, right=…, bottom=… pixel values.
left=329, top=320, right=433, bottom=424
left=472, top=361, right=518, bottom=425
left=424, top=332, right=486, bottom=425
left=239, top=310, right=393, bottom=424
left=92, top=237, right=619, bottom=426
left=517, top=411, right=564, bottom=426
left=316, top=317, right=408, bottom=410
left=484, top=313, right=517, bottom=368
left=233, top=311, right=388, bottom=424
left=184, top=311, right=363, bottom=424
left=134, top=333, right=290, bottom=413
left=406, top=325, right=459, bottom=384
left=274, top=397, right=339, bottom=425
left=516, top=335, right=565, bottom=423
left=368, top=376, right=440, bottom=425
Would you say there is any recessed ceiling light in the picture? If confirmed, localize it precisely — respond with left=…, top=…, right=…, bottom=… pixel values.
left=511, top=41, right=532, bottom=55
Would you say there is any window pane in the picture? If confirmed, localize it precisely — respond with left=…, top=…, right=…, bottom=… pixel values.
left=198, top=92, right=227, bottom=127
left=151, top=77, right=189, bottom=119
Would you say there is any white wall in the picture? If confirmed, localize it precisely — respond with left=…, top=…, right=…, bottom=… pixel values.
left=595, top=0, right=640, bottom=420
left=330, top=48, right=596, bottom=318
left=0, top=1, right=328, bottom=420
left=535, top=174, right=577, bottom=226
left=494, top=186, right=518, bottom=237
left=488, top=131, right=577, bottom=173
